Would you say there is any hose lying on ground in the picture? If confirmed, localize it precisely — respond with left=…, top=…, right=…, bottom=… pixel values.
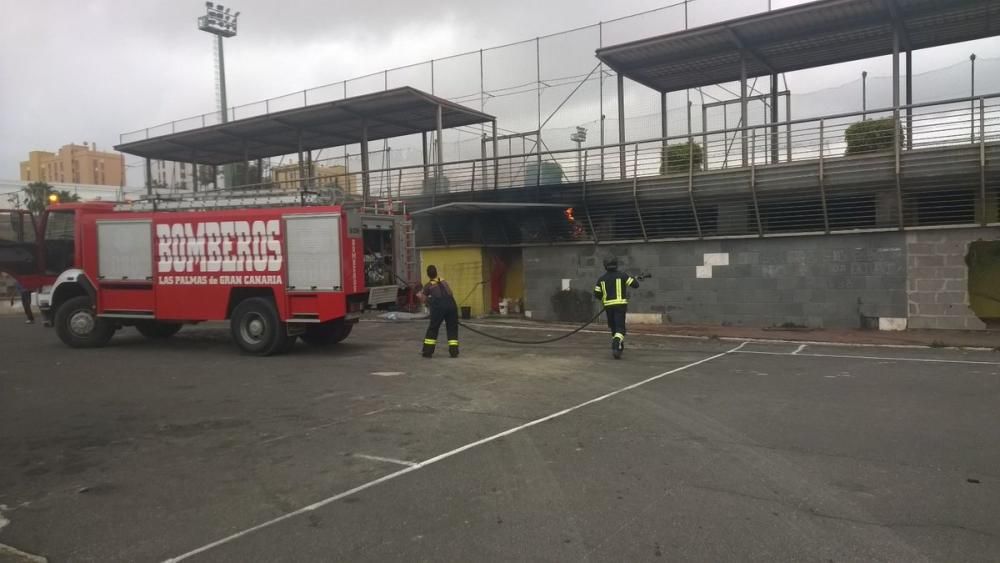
left=457, top=308, right=605, bottom=345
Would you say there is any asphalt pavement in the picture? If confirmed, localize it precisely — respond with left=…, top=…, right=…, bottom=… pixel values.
left=0, top=317, right=998, bottom=562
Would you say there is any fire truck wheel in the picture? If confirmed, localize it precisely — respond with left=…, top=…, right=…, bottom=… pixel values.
left=230, top=297, right=288, bottom=356
left=135, top=321, right=182, bottom=339
left=55, top=295, right=115, bottom=348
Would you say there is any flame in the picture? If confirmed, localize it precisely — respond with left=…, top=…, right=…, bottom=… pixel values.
left=564, top=207, right=576, bottom=222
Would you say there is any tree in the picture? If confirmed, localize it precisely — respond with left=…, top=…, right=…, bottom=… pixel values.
left=845, top=118, right=904, bottom=155
left=523, top=160, right=565, bottom=186
left=660, top=142, right=704, bottom=175
left=22, top=182, right=80, bottom=214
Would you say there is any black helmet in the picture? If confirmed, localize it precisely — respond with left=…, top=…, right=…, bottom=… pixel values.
left=603, top=257, right=618, bottom=271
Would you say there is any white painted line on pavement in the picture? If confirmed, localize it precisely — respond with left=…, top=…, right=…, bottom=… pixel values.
left=0, top=543, right=47, bottom=563
left=792, top=344, right=807, bottom=355
left=354, top=454, right=417, bottom=467
left=461, top=321, right=996, bottom=352
left=736, top=349, right=1000, bottom=366
left=162, top=342, right=747, bottom=562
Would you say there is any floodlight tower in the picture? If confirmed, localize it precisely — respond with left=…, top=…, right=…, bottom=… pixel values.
left=570, top=126, right=587, bottom=178
left=199, top=3, right=239, bottom=188
left=199, top=2, right=239, bottom=124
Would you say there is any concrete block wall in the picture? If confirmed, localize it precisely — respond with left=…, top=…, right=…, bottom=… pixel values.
left=906, top=228, right=1000, bottom=330
left=524, top=232, right=908, bottom=329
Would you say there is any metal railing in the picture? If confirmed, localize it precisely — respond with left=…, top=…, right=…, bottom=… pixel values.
left=188, top=93, right=1000, bottom=244
left=327, top=94, right=1000, bottom=199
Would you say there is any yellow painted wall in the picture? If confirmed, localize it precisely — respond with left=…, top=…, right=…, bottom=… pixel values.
left=502, top=252, right=524, bottom=303
left=420, top=247, right=488, bottom=316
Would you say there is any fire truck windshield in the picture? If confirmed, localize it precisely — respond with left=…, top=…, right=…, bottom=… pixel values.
left=43, top=210, right=75, bottom=274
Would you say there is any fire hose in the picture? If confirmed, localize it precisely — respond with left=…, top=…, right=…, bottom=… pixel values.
left=457, top=307, right=606, bottom=345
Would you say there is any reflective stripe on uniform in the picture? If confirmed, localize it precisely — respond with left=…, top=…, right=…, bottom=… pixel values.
left=626, top=277, right=635, bottom=286
left=424, top=339, right=437, bottom=345
left=599, top=277, right=630, bottom=306
left=448, top=340, right=459, bottom=346
left=613, top=333, right=624, bottom=341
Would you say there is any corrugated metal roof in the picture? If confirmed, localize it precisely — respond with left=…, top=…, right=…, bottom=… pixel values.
left=596, top=0, right=998, bottom=93
left=114, top=87, right=494, bottom=166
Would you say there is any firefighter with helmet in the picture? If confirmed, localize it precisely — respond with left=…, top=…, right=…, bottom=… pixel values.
left=420, top=265, right=460, bottom=358
left=594, top=256, right=639, bottom=359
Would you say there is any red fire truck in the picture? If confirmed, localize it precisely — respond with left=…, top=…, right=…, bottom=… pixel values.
left=1, top=193, right=414, bottom=355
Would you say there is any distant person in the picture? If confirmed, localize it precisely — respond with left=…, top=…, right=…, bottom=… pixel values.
left=420, top=265, right=459, bottom=358
left=13, top=280, right=34, bottom=324
left=593, top=257, right=639, bottom=359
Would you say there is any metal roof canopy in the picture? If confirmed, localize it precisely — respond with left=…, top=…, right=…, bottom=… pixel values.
left=596, top=0, right=999, bottom=93
left=411, top=202, right=568, bottom=216
left=114, top=87, right=495, bottom=166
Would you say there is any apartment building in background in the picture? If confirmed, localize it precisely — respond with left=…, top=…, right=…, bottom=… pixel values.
left=19, top=143, right=124, bottom=186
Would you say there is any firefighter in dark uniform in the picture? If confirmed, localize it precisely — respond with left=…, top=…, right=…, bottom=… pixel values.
left=594, top=257, right=639, bottom=359
left=421, top=265, right=460, bottom=358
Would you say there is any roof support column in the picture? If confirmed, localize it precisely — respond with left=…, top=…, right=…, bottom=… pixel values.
left=660, top=91, right=668, bottom=150
left=361, top=119, right=371, bottom=206
left=191, top=152, right=199, bottom=193
left=892, top=28, right=904, bottom=230
left=144, top=158, right=152, bottom=196
left=435, top=103, right=444, bottom=200
left=617, top=72, right=626, bottom=180
left=971, top=54, right=977, bottom=143
left=297, top=130, right=305, bottom=192
left=906, top=50, right=913, bottom=150
left=492, top=120, right=499, bottom=190
left=256, top=158, right=263, bottom=186
left=785, top=93, right=792, bottom=162
left=422, top=131, right=429, bottom=182
left=770, top=74, right=779, bottom=164
left=242, top=139, right=249, bottom=187
left=740, top=54, right=748, bottom=168
left=305, top=150, right=313, bottom=189
left=212, top=165, right=218, bottom=190
left=536, top=37, right=542, bottom=187
left=599, top=22, right=605, bottom=182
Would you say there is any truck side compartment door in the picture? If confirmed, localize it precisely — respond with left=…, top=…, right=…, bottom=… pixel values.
left=285, top=214, right=343, bottom=291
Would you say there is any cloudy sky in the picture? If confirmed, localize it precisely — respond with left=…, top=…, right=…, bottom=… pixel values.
left=1, top=0, right=997, bottom=184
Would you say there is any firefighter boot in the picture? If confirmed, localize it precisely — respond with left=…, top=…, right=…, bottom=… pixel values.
left=448, top=340, right=459, bottom=358
left=612, top=334, right=624, bottom=360
left=422, top=339, right=436, bottom=358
